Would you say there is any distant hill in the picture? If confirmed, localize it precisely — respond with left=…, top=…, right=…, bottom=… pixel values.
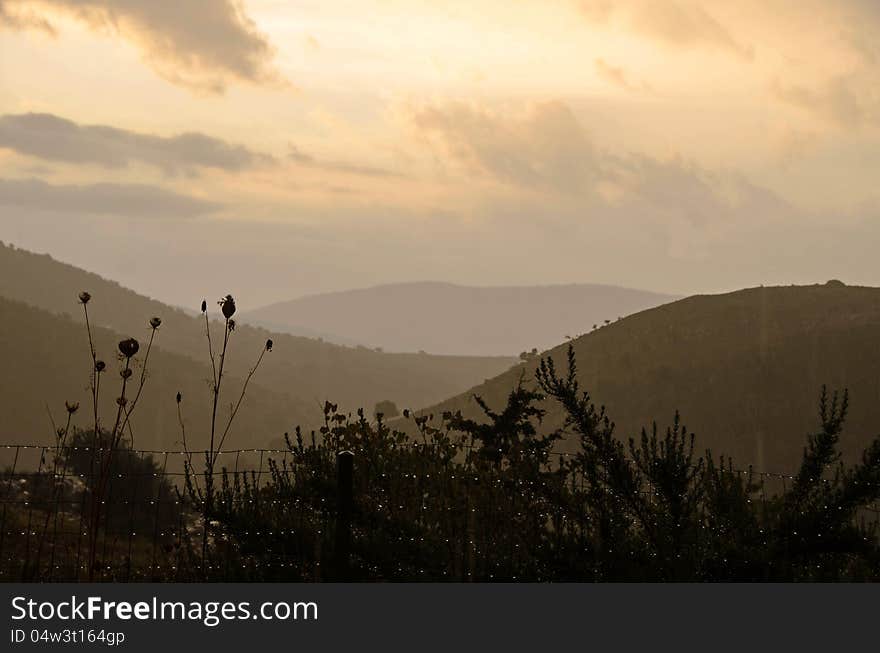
left=0, top=242, right=516, bottom=449
left=243, top=281, right=679, bottom=355
left=416, top=283, right=880, bottom=474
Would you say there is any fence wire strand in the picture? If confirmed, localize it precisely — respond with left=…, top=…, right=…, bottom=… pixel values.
left=0, top=443, right=877, bottom=582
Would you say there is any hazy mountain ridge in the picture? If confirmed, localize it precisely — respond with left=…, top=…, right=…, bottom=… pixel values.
left=415, top=282, right=880, bottom=473
left=0, top=242, right=517, bottom=444
left=244, top=281, right=679, bottom=355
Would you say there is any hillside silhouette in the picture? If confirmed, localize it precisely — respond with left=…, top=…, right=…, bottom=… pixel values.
left=0, top=242, right=516, bottom=443
left=243, top=281, right=678, bottom=355
left=417, top=282, right=880, bottom=473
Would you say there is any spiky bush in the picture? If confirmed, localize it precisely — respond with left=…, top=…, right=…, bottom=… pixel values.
left=204, top=346, right=880, bottom=580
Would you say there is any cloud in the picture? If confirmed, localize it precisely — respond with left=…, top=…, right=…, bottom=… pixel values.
left=770, top=0, right=880, bottom=130
left=410, top=99, right=795, bottom=235
left=412, top=101, right=602, bottom=195
left=0, top=0, right=55, bottom=32
left=579, top=0, right=752, bottom=59
left=772, top=128, right=819, bottom=168
left=594, top=58, right=653, bottom=94
left=841, top=7, right=880, bottom=68
left=594, top=58, right=632, bottom=90
left=288, top=146, right=404, bottom=179
left=0, top=0, right=281, bottom=93
left=610, top=155, right=796, bottom=229
left=0, top=177, right=221, bottom=217
left=0, top=113, right=273, bottom=175
left=773, top=77, right=874, bottom=127
left=757, top=1, right=880, bottom=130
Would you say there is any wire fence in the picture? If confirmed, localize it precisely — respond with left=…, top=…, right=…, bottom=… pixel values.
left=1, top=443, right=878, bottom=582
left=0, top=444, right=305, bottom=582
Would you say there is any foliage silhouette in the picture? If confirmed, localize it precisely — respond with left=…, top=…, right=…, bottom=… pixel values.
left=199, top=346, right=880, bottom=581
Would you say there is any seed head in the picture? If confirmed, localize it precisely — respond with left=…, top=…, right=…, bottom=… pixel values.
left=219, top=294, right=236, bottom=319
left=116, top=397, right=128, bottom=407
left=56, top=427, right=66, bottom=438
left=176, top=391, right=182, bottom=404
left=118, top=338, right=140, bottom=358
left=200, top=299, right=207, bottom=313
left=78, top=291, right=91, bottom=305
left=227, top=319, right=236, bottom=332
left=266, top=338, right=273, bottom=352
left=95, top=360, right=106, bottom=373
left=120, top=368, right=133, bottom=380
left=149, top=316, right=162, bottom=329
left=65, top=401, right=79, bottom=414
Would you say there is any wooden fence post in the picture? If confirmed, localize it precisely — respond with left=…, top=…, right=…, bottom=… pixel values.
left=334, top=450, right=354, bottom=581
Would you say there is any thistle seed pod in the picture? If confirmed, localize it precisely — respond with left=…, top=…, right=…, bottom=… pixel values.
left=95, top=360, right=106, bottom=373
left=65, top=401, right=79, bottom=414
left=201, top=299, right=207, bottom=313
left=219, top=294, right=236, bottom=319
left=266, top=338, right=273, bottom=352
left=116, top=397, right=128, bottom=407
left=150, top=316, right=162, bottom=329
left=121, top=368, right=133, bottom=380
left=176, top=392, right=182, bottom=404
left=78, top=291, right=91, bottom=305
left=118, top=338, right=140, bottom=358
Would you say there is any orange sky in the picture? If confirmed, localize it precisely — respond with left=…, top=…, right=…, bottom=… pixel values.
left=2, top=1, right=879, bottom=307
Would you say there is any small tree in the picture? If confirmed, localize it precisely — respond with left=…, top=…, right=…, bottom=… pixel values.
left=374, top=400, right=400, bottom=420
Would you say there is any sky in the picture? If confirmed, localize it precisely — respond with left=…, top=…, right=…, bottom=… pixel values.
left=1, top=0, right=879, bottom=309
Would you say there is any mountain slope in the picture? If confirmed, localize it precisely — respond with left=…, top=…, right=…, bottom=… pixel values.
left=243, top=281, right=679, bottom=355
left=0, top=296, right=306, bottom=456
left=0, top=242, right=516, bottom=435
left=417, top=282, right=880, bottom=473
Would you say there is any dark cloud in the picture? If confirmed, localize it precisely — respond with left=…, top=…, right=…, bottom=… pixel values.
left=0, top=113, right=273, bottom=174
left=0, top=0, right=281, bottom=92
left=0, top=177, right=222, bottom=217
left=288, top=146, right=404, bottom=179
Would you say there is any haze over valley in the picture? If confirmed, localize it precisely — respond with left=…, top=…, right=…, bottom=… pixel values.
left=243, top=281, right=678, bottom=356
